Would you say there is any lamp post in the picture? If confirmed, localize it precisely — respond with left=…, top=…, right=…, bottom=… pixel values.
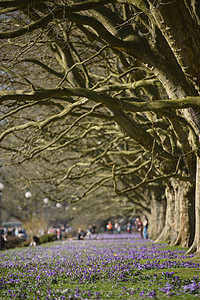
left=25, top=190, right=32, bottom=220
left=0, top=182, right=4, bottom=251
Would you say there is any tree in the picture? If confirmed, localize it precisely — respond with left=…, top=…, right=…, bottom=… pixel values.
left=1, top=0, right=200, bottom=253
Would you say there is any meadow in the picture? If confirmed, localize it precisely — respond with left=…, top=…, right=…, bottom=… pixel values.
left=0, top=233, right=200, bottom=299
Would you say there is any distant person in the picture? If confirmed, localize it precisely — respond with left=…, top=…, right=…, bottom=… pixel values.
left=30, top=235, right=40, bottom=246
left=78, top=228, right=86, bottom=240
left=117, top=223, right=121, bottom=234
left=0, top=226, right=4, bottom=236
left=143, top=215, right=149, bottom=239
left=91, top=224, right=96, bottom=234
left=87, top=224, right=96, bottom=239
left=135, top=217, right=143, bottom=239
left=87, top=225, right=92, bottom=239
left=18, top=227, right=27, bottom=239
left=56, top=228, right=62, bottom=240
left=15, top=227, right=19, bottom=236
left=114, top=222, right=121, bottom=234
left=106, top=221, right=113, bottom=233
left=126, top=222, right=132, bottom=234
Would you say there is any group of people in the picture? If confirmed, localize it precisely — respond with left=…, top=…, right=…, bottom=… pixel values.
left=78, top=224, right=97, bottom=240
left=0, top=226, right=27, bottom=241
left=47, top=224, right=72, bottom=240
left=106, top=221, right=121, bottom=234
left=77, top=216, right=149, bottom=240
left=106, top=215, right=149, bottom=239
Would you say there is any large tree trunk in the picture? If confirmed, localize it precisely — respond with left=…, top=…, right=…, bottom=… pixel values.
left=154, top=179, right=194, bottom=247
left=187, top=156, right=200, bottom=254
left=154, top=184, right=175, bottom=243
left=172, top=181, right=195, bottom=247
left=170, top=180, right=180, bottom=245
left=149, top=191, right=166, bottom=240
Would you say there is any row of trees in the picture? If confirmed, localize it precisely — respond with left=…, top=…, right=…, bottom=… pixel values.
left=0, top=0, right=200, bottom=254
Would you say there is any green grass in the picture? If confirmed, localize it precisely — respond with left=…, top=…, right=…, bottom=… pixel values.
left=46, top=272, right=199, bottom=299
left=0, top=239, right=200, bottom=299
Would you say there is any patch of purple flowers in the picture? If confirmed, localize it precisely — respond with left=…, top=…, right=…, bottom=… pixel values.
left=0, top=233, right=199, bottom=299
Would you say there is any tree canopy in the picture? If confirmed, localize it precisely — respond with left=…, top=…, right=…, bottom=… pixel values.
left=1, top=0, right=200, bottom=252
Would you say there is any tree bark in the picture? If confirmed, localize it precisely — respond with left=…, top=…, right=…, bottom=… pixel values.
left=154, top=178, right=195, bottom=247
left=172, top=180, right=195, bottom=247
left=187, top=155, right=200, bottom=254
left=154, top=184, right=175, bottom=243
left=148, top=190, right=166, bottom=239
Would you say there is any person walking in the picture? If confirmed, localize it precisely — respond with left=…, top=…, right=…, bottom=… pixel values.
left=126, top=222, right=132, bottom=234
left=143, top=215, right=149, bottom=239
left=135, top=217, right=143, bottom=239
left=106, top=221, right=113, bottom=233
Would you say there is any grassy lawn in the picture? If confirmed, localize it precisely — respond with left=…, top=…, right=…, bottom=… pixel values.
left=0, top=234, right=199, bottom=299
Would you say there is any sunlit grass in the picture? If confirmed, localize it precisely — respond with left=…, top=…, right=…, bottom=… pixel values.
left=0, top=234, right=199, bottom=299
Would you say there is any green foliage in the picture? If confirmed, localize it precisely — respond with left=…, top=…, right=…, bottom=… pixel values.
left=39, top=233, right=57, bottom=244
left=4, top=236, right=27, bottom=250
left=3, top=233, right=57, bottom=250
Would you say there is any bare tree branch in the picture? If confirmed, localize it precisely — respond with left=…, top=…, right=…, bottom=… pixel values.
left=1, top=88, right=200, bottom=111
left=0, top=0, right=116, bottom=39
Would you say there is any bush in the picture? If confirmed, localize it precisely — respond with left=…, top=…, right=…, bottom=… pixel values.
left=0, top=235, right=5, bottom=250
left=4, top=236, right=26, bottom=250
left=2, top=233, right=57, bottom=250
left=39, top=233, right=57, bottom=244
